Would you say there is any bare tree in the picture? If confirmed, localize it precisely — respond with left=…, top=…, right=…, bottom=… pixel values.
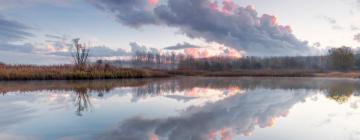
left=72, top=38, right=90, bottom=67
left=328, top=46, right=355, bottom=71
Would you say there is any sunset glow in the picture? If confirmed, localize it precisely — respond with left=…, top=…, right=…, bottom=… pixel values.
left=148, top=0, right=159, bottom=6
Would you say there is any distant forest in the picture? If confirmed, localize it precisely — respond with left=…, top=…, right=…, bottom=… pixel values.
left=107, top=46, right=359, bottom=71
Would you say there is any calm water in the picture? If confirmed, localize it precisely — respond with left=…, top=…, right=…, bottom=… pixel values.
left=1, top=77, right=360, bottom=140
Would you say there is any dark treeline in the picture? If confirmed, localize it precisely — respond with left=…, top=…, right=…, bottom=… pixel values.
left=178, top=56, right=332, bottom=71
left=111, top=46, right=359, bottom=71
left=179, top=47, right=359, bottom=71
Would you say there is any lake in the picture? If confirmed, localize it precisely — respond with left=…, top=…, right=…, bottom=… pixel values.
left=0, top=77, right=360, bottom=140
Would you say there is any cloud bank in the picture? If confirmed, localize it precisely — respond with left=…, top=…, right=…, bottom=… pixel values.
left=89, top=0, right=311, bottom=56
left=46, top=35, right=129, bottom=58
left=0, top=14, right=130, bottom=60
left=131, top=41, right=243, bottom=58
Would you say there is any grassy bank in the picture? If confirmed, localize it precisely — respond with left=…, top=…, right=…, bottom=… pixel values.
left=0, top=65, right=169, bottom=80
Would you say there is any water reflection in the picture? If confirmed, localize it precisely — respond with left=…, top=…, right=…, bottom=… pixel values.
left=326, top=83, right=355, bottom=104
left=1, top=78, right=360, bottom=116
left=74, top=88, right=93, bottom=116
left=1, top=77, right=360, bottom=140
left=99, top=89, right=308, bottom=140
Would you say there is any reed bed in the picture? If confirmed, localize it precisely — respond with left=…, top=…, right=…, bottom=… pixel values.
left=0, top=64, right=170, bottom=80
left=169, top=69, right=313, bottom=76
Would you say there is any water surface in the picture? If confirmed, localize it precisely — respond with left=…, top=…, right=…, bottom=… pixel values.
left=1, top=77, right=360, bottom=140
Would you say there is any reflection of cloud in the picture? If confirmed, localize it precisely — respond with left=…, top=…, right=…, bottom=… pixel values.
left=165, top=95, right=198, bottom=102
left=316, top=118, right=331, bottom=127
left=99, top=89, right=312, bottom=140
left=0, top=103, right=36, bottom=131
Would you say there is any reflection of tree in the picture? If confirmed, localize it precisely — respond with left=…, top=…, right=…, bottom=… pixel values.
left=327, top=84, right=354, bottom=104
left=74, top=88, right=92, bottom=116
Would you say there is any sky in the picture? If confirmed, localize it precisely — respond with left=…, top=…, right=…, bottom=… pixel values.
left=1, top=0, right=360, bottom=64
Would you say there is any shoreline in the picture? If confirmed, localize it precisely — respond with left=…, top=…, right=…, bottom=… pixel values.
left=167, top=70, right=360, bottom=78
left=1, top=65, right=360, bottom=80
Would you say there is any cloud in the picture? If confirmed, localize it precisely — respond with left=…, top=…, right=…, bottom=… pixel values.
left=131, top=41, right=243, bottom=58
left=50, top=45, right=129, bottom=57
left=44, top=34, right=130, bottom=57
left=0, top=133, right=39, bottom=140
left=89, top=0, right=311, bottom=56
left=0, top=15, right=33, bottom=42
left=164, top=42, right=201, bottom=50
left=312, top=42, right=321, bottom=48
left=0, top=15, right=35, bottom=53
left=351, top=25, right=359, bottom=31
left=318, top=16, right=344, bottom=30
left=44, top=34, right=72, bottom=53
left=130, top=42, right=160, bottom=54
left=354, top=33, right=360, bottom=42
left=0, top=0, right=74, bottom=10
left=0, top=50, right=70, bottom=64
left=88, top=0, right=159, bottom=28
left=0, top=43, right=35, bottom=53
left=0, top=15, right=127, bottom=62
left=45, top=34, right=63, bottom=40
left=319, top=16, right=336, bottom=24
left=89, top=46, right=128, bottom=57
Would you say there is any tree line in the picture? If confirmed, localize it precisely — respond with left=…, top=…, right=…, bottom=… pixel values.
left=178, top=46, right=359, bottom=71
left=115, top=46, right=359, bottom=71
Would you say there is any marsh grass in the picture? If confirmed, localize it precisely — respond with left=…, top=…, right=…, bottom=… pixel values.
left=167, top=69, right=320, bottom=77
left=0, top=64, right=169, bottom=80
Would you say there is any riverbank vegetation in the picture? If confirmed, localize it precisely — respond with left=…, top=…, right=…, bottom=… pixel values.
left=1, top=40, right=360, bottom=80
left=0, top=64, right=169, bottom=80
left=109, top=46, right=360, bottom=78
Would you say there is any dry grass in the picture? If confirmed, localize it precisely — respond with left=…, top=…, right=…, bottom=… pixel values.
left=0, top=64, right=170, bottom=80
left=206, top=69, right=320, bottom=77
left=313, top=71, right=360, bottom=78
left=1, top=64, right=360, bottom=81
left=168, top=69, right=320, bottom=77
left=168, top=69, right=360, bottom=78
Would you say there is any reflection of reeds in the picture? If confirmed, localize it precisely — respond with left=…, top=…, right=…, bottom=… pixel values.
left=2, top=77, right=360, bottom=105
left=0, top=79, right=163, bottom=94
left=0, top=65, right=169, bottom=81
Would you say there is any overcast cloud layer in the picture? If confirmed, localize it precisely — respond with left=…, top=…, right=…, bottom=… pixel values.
left=89, top=0, right=312, bottom=56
